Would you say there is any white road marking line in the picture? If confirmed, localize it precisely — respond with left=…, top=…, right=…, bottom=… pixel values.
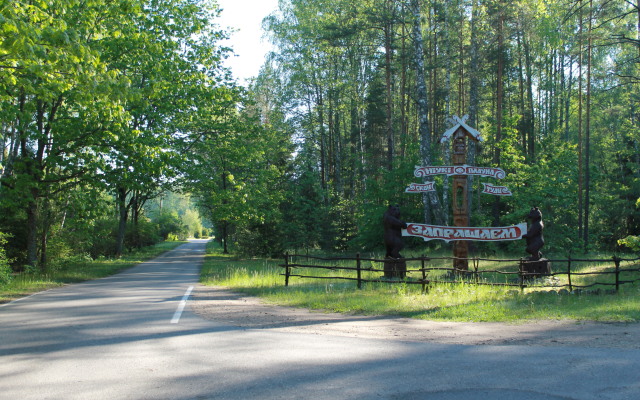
left=171, top=286, right=194, bottom=324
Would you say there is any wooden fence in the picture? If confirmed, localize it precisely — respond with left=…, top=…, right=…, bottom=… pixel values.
left=280, top=253, right=640, bottom=293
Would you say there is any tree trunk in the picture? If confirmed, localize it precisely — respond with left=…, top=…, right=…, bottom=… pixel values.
left=468, top=0, right=480, bottom=215
left=39, top=198, right=51, bottom=268
left=349, top=98, right=359, bottom=198
left=115, top=186, right=128, bottom=257
left=517, top=29, right=527, bottom=156
left=316, top=84, right=327, bottom=194
left=40, top=227, right=48, bottom=268
left=411, top=0, right=442, bottom=225
left=131, top=192, right=139, bottom=248
left=400, top=20, right=408, bottom=158
left=333, top=93, right=343, bottom=195
left=564, top=56, right=573, bottom=141
left=584, top=0, right=593, bottom=251
left=328, top=81, right=335, bottom=182
left=493, top=10, right=505, bottom=226
left=26, top=195, right=38, bottom=267
left=384, top=18, right=394, bottom=171
left=578, top=0, right=584, bottom=245
left=222, top=220, right=229, bottom=254
left=523, top=30, right=535, bottom=162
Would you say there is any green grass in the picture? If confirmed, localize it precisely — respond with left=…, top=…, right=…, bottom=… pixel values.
left=201, top=242, right=640, bottom=323
left=0, top=241, right=186, bottom=304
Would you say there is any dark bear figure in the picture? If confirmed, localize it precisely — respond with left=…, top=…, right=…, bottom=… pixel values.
left=383, top=204, right=408, bottom=259
left=523, top=207, right=544, bottom=261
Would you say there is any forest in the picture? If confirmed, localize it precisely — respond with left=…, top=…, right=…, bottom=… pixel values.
left=1, top=0, right=639, bottom=281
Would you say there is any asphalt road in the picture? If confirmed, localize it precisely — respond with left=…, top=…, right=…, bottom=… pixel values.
left=1, top=239, right=638, bottom=400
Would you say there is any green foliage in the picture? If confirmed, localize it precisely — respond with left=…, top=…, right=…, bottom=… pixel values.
left=0, top=0, right=139, bottom=265
left=2, top=0, right=640, bottom=269
left=0, top=0, right=233, bottom=268
left=235, top=222, right=286, bottom=258
left=618, top=198, right=640, bottom=251
left=126, top=219, right=162, bottom=249
left=188, top=101, right=292, bottom=256
left=255, top=0, right=640, bottom=257
left=0, top=233, right=14, bottom=287
left=47, top=253, right=93, bottom=274
left=618, top=236, right=640, bottom=252
left=330, top=197, right=362, bottom=251
left=155, top=211, right=186, bottom=241
left=280, top=148, right=327, bottom=251
left=181, top=209, right=204, bottom=239
left=0, top=205, right=28, bottom=266
left=87, top=218, right=119, bottom=259
left=351, top=158, right=424, bottom=252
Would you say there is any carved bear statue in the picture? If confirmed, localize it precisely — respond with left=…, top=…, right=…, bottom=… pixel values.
left=523, top=207, right=544, bottom=261
left=383, top=204, right=408, bottom=259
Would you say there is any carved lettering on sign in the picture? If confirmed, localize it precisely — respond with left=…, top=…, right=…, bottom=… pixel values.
left=414, top=165, right=506, bottom=179
left=402, top=223, right=527, bottom=242
left=481, top=183, right=513, bottom=196
left=405, top=182, right=436, bottom=193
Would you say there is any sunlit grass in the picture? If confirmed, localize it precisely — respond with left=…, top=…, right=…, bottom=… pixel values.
left=201, top=242, right=640, bottom=322
left=0, top=241, right=185, bottom=304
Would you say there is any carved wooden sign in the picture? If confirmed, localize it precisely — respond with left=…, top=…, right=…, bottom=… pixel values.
left=402, top=223, right=527, bottom=242
left=405, top=182, right=436, bottom=193
left=414, top=165, right=506, bottom=179
left=440, top=115, right=483, bottom=143
left=481, top=183, right=513, bottom=196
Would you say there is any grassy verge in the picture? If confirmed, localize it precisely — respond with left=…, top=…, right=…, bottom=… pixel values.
left=0, top=241, right=186, bottom=304
left=201, top=242, right=640, bottom=323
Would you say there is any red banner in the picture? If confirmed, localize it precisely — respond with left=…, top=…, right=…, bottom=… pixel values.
left=481, top=183, right=512, bottom=196
left=405, top=182, right=435, bottom=193
left=403, top=223, right=527, bottom=242
left=414, top=165, right=506, bottom=179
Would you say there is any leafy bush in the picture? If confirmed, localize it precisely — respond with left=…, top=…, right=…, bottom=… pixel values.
left=88, top=218, right=118, bottom=258
left=126, top=218, right=161, bottom=249
left=618, top=198, right=640, bottom=252
left=48, top=253, right=93, bottom=272
left=235, top=222, right=286, bottom=258
left=618, top=236, right=640, bottom=251
left=181, top=209, right=203, bottom=238
left=155, top=211, right=187, bottom=240
left=0, top=232, right=14, bottom=287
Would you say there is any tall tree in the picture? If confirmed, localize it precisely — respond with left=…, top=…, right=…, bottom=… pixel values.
left=410, top=0, right=442, bottom=225
left=583, top=0, right=593, bottom=251
left=0, top=0, right=134, bottom=266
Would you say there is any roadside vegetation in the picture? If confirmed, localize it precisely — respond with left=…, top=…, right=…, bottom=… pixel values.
left=201, top=242, right=640, bottom=323
left=0, top=241, right=185, bottom=304
left=3, top=1, right=639, bottom=324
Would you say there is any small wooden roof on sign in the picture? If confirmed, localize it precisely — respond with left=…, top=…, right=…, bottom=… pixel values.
left=439, top=115, right=483, bottom=143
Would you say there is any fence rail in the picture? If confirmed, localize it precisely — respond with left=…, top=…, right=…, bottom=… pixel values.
left=280, top=253, right=640, bottom=293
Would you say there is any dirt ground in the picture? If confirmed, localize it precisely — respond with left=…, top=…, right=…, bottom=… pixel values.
left=190, top=285, right=640, bottom=349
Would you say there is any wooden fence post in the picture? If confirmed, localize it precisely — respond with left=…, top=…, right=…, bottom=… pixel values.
left=613, top=256, right=621, bottom=292
left=518, top=259, right=525, bottom=291
left=473, top=258, right=479, bottom=285
left=284, top=252, right=290, bottom=287
left=356, top=253, right=362, bottom=290
left=567, top=256, right=572, bottom=292
left=421, top=255, right=427, bottom=294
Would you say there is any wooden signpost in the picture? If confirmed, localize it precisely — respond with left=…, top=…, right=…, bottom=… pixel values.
left=450, top=116, right=478, bottom=270
left=403, top=115, right=521, bottom=272
left=405, top=182, right=436, bottom=193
